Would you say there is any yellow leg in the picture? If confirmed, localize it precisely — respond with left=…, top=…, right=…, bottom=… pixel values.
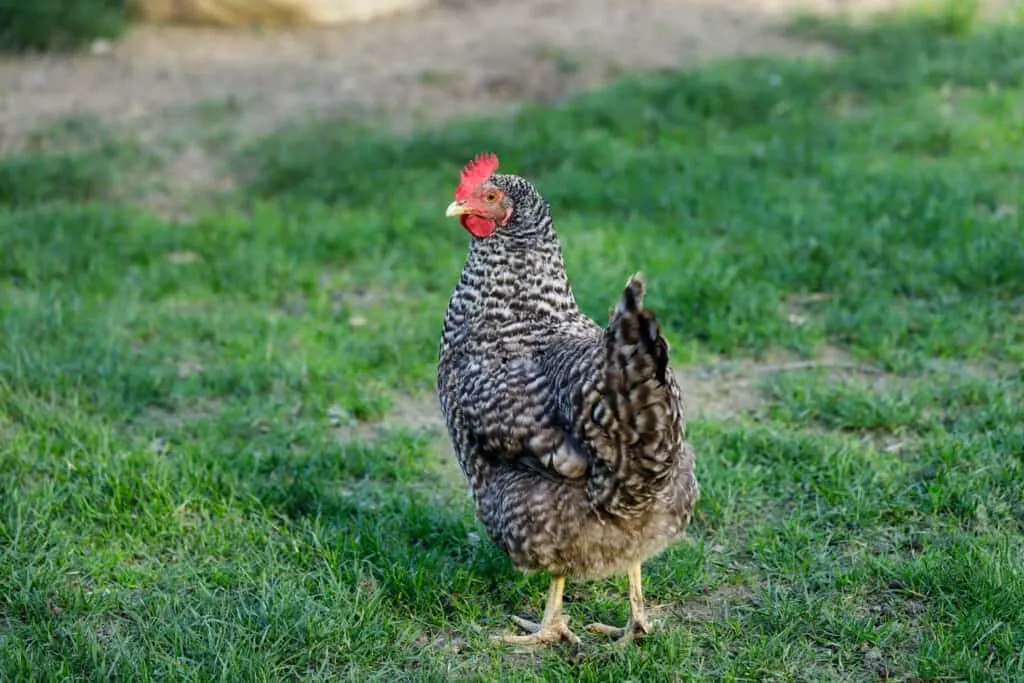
left=496, top=575, right=581, bottom=647
left=586, top=563, right=652, bottom=643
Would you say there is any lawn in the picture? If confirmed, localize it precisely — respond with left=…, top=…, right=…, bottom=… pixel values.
left=1, top=6, right=1023, bottom=681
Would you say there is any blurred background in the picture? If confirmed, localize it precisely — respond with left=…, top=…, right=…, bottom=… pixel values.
left=3, top=0, right=1010, bottom=155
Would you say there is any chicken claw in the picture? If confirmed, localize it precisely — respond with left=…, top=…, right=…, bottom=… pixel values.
left=494, top=575, right=581, bottom=647
left=497, top=615, right=581, bottom=646
left=585, top=616, right=652, bottom=643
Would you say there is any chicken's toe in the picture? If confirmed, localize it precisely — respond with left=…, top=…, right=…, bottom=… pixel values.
left=508, top=615, right=541, bottom=633
left=586, top=617, right=652, bottom=644
left=495, top=615, right=581, bottom=647
left=585, top=622, right=625, bottom=639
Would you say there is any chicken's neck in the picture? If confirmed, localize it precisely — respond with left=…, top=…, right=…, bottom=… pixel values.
left=442, top=219, right=582, bottom=355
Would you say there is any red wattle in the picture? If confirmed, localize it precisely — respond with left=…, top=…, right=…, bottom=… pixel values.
left=460, top=215, right=497, bottom=238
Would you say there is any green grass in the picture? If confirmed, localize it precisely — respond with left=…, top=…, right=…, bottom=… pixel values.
left=0, top=0, right=128, bottom=53
left=2, top=6, right=1023, bottom=681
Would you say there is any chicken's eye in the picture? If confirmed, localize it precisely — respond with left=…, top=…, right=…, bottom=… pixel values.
left=483, top=191, right=500, bottom=203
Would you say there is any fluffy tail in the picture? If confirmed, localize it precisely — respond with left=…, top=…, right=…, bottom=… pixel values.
left=585, top=273, right=684, bottom=518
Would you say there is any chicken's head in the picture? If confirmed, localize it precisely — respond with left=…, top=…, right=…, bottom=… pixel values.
left=445, top=152, right=513, bottom=238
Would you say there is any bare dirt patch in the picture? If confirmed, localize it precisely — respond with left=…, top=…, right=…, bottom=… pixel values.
left=663, top=581, right=756, bottom=624
left=1, top=0, right=821, bottom=142
left=332, top=392, right=446, bottom=443
left=2, top=0, right=999, bottom=148
left=680, top=364, right=769, bottom=421
left=679, top=345, right=885, bottom=420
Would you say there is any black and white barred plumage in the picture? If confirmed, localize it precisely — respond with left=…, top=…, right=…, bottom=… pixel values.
left=437, top=170, right=699, bottom=582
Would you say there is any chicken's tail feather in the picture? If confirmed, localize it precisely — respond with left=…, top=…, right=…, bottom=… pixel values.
left=586, top=273, right=683, bottom=517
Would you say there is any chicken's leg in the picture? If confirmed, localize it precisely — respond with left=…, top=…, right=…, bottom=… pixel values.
left=586, top=563, right=652, bottom=643
left=497, top=575, right=581, bottom=646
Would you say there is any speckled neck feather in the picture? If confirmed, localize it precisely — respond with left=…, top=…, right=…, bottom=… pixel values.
left=441, top=174, right=579, bottom=354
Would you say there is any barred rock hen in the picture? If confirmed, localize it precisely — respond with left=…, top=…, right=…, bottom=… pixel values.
left=437, top=153, right=699, bottom=646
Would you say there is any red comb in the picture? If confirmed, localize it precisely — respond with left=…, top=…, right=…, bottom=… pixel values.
left=455, top=152, right=500, bottom=200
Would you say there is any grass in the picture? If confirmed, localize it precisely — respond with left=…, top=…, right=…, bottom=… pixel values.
left=0, top=0, right=128, bottom=53
left=2, top=5, right=1023, bottom=681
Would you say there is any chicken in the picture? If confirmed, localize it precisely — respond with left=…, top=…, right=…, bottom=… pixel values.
left=437, top=153, right=699, bottom=646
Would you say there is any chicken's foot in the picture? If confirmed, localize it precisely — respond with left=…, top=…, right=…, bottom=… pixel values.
left=586, top=563, right=652, bottom=644
left=497, top=575, right=581, bottom=647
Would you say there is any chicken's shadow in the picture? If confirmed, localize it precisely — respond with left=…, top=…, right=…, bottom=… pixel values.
left=250, top=439, right=530, bottom=615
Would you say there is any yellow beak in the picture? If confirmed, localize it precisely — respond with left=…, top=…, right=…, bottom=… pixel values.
left=446, top=200, right=470, bottom=217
